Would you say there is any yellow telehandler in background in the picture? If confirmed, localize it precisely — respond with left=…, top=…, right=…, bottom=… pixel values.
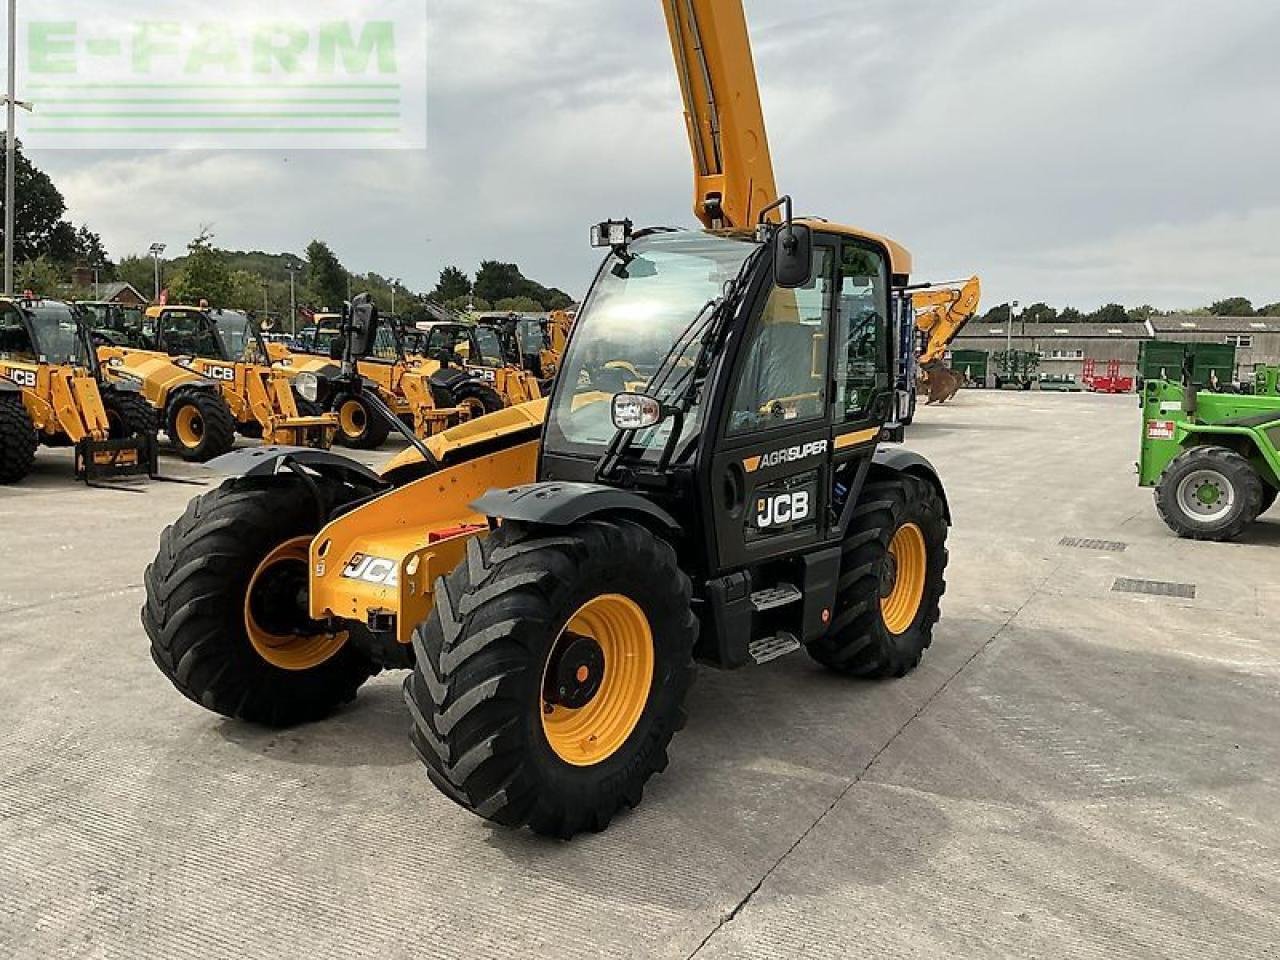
left=0, top=297, right=157, bottom=485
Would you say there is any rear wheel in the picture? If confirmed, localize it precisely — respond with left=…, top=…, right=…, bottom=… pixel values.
left=332, top=393, right=391, bottom=449
left=449, top=379, right=504, bottom=422
left=807, top=474, right=948, bottom=678
left=1155, top=446, right=1263, bottom=541
left=0, top=393, right=37, bottom=484
left=143, top=475, right=380, bottom=726
left=102, top=391, right=157, bottom=439
left=166, top=390, right=236, bottom=462
left=404, top=518, right=697, bottom=838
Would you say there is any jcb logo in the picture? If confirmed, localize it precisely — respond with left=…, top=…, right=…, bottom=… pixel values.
left=6, top=369, right=36, bottom=388
left=341, top=554, right=399, bottom=587
left=466, top=365, right=497, bottom=383
left=204, top=365, right=236, bottom=382
left=756, top=491, right=810, bottom=529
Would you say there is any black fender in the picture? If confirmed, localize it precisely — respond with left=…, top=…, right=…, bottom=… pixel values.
left=206, top=446, right=386, bottom=488
left=472, top=482, right=681, bottom=536
left=0, top=379, right=20, bottom=394
left=870, top=446, right=951, bottom=523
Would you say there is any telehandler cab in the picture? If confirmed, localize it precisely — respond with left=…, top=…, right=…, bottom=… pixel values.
left=0, top=297, right=157, bottom=485
left=143, top=0, right=951, bottom=838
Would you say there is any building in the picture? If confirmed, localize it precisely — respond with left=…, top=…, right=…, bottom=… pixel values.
left=953, top=315, right=1280, bottom=386
left=93, top=282, right=149, bottom=307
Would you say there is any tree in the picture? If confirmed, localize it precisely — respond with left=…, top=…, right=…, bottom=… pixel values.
left=1258, top=302, right=1280, bottom=318
left=16, top=257, right=63, bottom=295
left=228, top=269, right=268, bottom=313
left=1022, top=302, right=1057, bottom=325
left=1059, top=306, right=1082, bottom=322
left=304, top=240, right=348, bottom=310
left=1209, top=297, right=1255, bottom=317
left=118, top=255, right=158, bottom=299
left=1127, top=304, right=1160, bottom=323
left=474, top=261, right=525, bottom=304
left=169, top=228, right=233, bottom=306
left=435, top=266, right=471, bottom=301
left=446, top=294, right=490, bottom=312
left=0, top=140, right=73, bottom=263
left=494, top=296, right=544, bottom=313
left=1085, top=303, right=1128, bottom=325
left=73, top=226, right=114, bottom=275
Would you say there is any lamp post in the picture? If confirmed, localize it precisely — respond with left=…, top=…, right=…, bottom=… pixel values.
left=4, top=0, right=34, bottom=297
left=261, top=279, right=269, bottom=318
left=390, top=280, right=397, bottom=317
left=149, top=243, right=166, bottom=301
left=285, top=262, right=300, bottom=334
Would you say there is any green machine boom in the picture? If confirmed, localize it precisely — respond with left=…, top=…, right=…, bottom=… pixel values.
left=1139, top=365, right=1280, bottom=540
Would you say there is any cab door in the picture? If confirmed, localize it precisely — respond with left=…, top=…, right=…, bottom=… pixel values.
left=706, top=240, right=838, bottom=572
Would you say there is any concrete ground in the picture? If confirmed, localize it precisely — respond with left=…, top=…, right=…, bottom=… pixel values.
left=1, top=392, right=1277, bottom=959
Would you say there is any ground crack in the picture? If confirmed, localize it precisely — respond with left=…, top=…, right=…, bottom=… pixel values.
left=684, top=564, right=1061, bottom=959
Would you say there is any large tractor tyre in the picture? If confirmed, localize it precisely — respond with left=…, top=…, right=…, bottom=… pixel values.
left=166, top=390, right=236, bottom=462
left=103, top=391, right=158, bottom=439
left=1154, top=446, right=1264, bottom=542
left=331, top=393, right=392, bottom=450
left=807, top=474, right=948, bottom=679
left=0, top=394, right=38, bottom=485
left=143, top=475, right=381, bottom=727
left=449, top=379, right=504, bottom=422
left=1260, top=486, right=1278, bottom=517
left=405, top=518, right=698, bottom=839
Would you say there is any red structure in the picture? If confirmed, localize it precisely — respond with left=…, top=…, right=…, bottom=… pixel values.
left=1082, top=358, right=1135, bottom=394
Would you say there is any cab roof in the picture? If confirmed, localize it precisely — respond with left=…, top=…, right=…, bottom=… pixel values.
left=795, top=218, right=913, bottom=280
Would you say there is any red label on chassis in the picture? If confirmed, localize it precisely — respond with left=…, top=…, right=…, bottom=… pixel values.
left=1146, top=420, right=1176, bottom=440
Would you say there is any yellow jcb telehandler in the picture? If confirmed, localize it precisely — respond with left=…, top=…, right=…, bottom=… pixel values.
left=274, top=316, right=501, bottom=448
left=98, top=306, right=336, bottom=459
left=0, top=297, right=157, bottom=485
left=144, top=0, right=952, bottom=840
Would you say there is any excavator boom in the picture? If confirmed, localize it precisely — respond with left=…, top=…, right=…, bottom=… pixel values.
left=662, top=0, right=778, bottom=229
left=913, top=276, right=982, bottom=367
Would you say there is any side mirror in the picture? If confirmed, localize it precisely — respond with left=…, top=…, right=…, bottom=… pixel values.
left=773, top=224, right=813, bottom=289
left=346, top=294, right=380, bottom=358
left=612, top=392, right=665, bottom=431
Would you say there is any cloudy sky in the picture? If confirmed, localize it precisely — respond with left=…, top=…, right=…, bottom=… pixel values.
left=31, top=0, right=1280, bottom=311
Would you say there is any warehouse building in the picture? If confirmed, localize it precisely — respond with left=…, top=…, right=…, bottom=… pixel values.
left=952, top=315, right=1280, bottom=386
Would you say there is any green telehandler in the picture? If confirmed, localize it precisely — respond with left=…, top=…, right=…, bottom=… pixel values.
left=1139, top=363, right=1280, bottom=540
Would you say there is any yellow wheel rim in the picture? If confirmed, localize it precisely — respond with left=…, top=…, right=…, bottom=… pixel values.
left=541, top=594, right=654, bottom=767
left=881, top=523, right=927, bottom=635
left=174, top=404, right=204, bottom=448
left=338, top=400, right=366, bottom=438
left=459, top=397, right=487, bottom=422
left=244, top=536, right=349, bottom=671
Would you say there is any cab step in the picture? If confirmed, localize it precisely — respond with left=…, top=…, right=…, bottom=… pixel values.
left=750, top=583, right=803, bottom=612
left=748, top=632, right=802, bottom=665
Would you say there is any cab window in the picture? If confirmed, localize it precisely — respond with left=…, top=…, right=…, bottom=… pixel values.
left=472, top=327, right=504, bottom=367
left=161, top=310, right=221, bottom=358
left=0, top=303, right=33, bottom=358
left=834, top=243, right=890, bottom=423
left=727, top=246, right=833, bottom=436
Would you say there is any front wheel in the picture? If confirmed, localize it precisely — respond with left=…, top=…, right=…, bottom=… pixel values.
left=331, top=393, right=392, bottom=450
left=404, top=518, right=697, bottom=838
left=143, top=475, right=381, bottom=726
left=807, top=473, right=948, bottom=678
left=166, top=389, right=236, bottom=462
left=1155, top=446, right=1263, bottom=541
left=0, top=393, right=37, bottom=484
left=449, top=379, right=504, bottom=422
left=102, top=391, right=158, bottom=439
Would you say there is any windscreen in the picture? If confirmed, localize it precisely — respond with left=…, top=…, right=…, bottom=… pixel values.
left=27, top=302, right=87, bottom=365
left=547, top=231, right=757, bottom=456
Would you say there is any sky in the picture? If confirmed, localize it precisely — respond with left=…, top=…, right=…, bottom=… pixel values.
left=26, top=0, right=1280, bottom=311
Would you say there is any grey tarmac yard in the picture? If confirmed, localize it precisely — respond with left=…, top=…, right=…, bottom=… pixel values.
left=1, top=391, right=1277, bottom=960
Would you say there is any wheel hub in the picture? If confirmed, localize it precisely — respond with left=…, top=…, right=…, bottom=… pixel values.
left=244, top=536, right=349, bottom=671
left=543, top=633, right=605, bottom=710
left=1176, top=468, right=1234, bottom=522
